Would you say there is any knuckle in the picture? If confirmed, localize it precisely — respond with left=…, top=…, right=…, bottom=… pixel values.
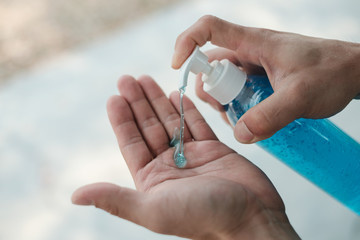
left=249, top=111, right=273, bottom=137
left=243, top=105, right=277, bottom=138
left=164, top=111, right=179, bottom=124
left=198, top=14, right=217, bottom=25
left=191, top=115, right=208, bottom=131
left=175, top=15, right=220, bottom=53
left=141, top=116, right=159, bottom=129
left=95, top=202, right=120, bottom=217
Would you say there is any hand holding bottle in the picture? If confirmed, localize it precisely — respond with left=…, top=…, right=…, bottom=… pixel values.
left=172, top=15, right=360, bottom=143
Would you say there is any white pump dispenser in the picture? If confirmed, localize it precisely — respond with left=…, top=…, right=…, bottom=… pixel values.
left=179, top=46, right=247, bottom=105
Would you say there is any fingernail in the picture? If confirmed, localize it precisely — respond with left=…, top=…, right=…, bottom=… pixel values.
left=236, top=120, right=254, bottom=143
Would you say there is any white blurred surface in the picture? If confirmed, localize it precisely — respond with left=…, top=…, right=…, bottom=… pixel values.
left=1, top=0, right=360, bottom=239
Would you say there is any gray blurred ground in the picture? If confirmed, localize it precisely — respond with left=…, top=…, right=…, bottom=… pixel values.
left=0, top=0, right=179, bottom=84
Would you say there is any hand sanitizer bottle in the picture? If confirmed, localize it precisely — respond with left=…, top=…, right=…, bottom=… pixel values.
left=180, top=46, right=360, bottom=215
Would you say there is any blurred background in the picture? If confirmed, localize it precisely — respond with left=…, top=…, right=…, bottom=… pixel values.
left=1, top=0, right=360, bottom=239
left=0, top=0, right=179, bottom=84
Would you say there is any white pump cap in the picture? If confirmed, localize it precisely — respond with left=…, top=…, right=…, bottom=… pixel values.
left=179, top=46, right=247, bottom=105
left=179, top=46, right=212, bottom=90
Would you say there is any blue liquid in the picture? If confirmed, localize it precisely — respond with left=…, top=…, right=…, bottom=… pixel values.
left=226, top=75, right=360, bottom=215
left=174, top=153, right=187, bottom=168
left=170, top=127, right=187, bottom=168
left=169, top=88, right=187, bottom=169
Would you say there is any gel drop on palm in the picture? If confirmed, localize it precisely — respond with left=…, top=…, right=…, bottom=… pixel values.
left=180, top=46, right=360, bottom=215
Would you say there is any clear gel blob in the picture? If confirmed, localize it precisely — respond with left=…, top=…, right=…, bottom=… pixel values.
left=170, top=88, right=187, bottom=168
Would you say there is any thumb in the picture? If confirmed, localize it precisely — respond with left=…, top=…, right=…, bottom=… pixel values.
left=71, top=182, right=145, bottom=224
left=234, top=90, right=301, bottom=143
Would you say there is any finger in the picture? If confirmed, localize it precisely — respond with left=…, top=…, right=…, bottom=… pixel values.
left=107, top=95, right=153, bottom=176
left=172, top=15, right=266, bottom=69
left=234, top=88, right=303, bottom=143
left=71, top=183, right=188, bottom=236
left=195, top=74, right=224, bottom=112
left=137, top=75, right=192, bottom=142
left=169, top=91, right=218, bottom=141
left=206, top=47, right=241, bottom=65
left=117, top=75, right=169, bottom=156
left=72, top=183, right=147, bottom=226
left=206, top=47, right=266, bottom=75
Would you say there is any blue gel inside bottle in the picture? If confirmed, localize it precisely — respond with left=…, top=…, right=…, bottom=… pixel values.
left=225, top=75, right=360, bottom=215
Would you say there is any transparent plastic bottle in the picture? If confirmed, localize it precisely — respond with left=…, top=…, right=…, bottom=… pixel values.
left=226, top=74, right=360, bottom=215
left=180, top=46, right=360, bottom=215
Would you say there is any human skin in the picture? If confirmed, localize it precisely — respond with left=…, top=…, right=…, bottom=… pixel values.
left=72, top=75, right=300, bottom=240
left=172, top=15, right=360, bottom=144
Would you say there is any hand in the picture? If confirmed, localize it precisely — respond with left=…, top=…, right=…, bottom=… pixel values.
left=172, top=15, right=360, bottom=143
left=72, top=75, right=299, bottom=240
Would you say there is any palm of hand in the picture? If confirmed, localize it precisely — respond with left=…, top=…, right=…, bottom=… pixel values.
left=72, top=76, right=286, bottom=239
left=136, top=139, right=282, bottom=239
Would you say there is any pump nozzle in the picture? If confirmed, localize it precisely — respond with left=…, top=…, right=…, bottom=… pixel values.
left=178, top=45, right=247, bottom=105
left=179, top=46, right=213, bottom=90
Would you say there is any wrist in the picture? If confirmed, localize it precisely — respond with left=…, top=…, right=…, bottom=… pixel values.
left=221, top=208, right=300, bottom=240
left=345, top=41, right=360, bottom=97
left=355, top=43, right=360, bottom=96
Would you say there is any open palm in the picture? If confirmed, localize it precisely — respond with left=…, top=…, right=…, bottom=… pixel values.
left=72, top=75, right=298, bottom=239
